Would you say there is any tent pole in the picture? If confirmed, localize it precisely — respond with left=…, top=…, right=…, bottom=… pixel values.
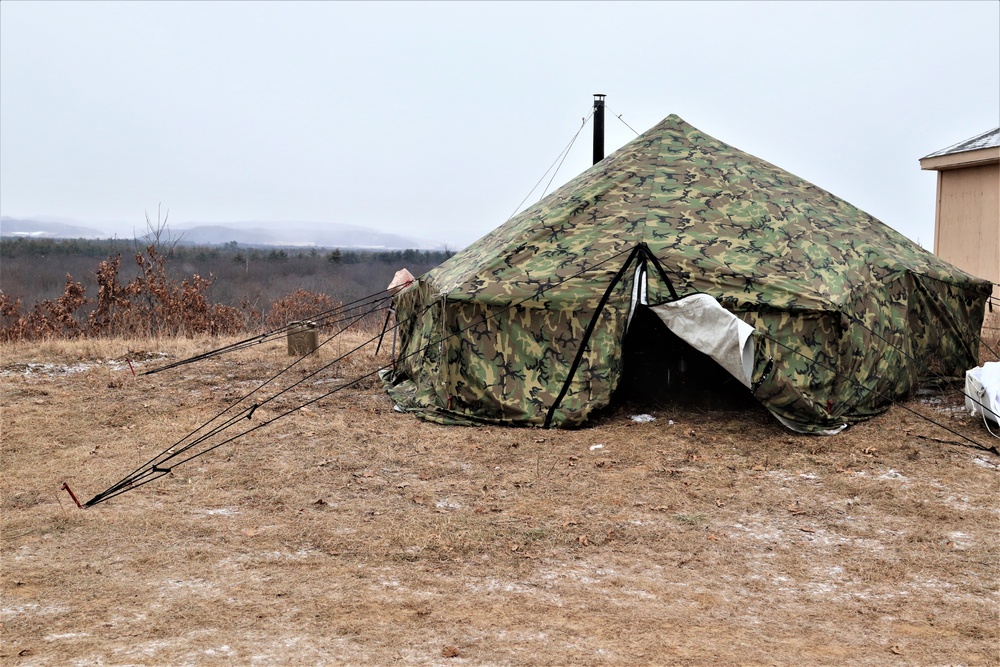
left=638, top=243, right=679, bottom=300
left=593, top=94, right=606, bottom=165
left=544, top=245, right=642, bottom=428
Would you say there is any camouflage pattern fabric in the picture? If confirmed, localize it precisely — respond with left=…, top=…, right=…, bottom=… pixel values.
left=383, top=115, right=992, bottom=433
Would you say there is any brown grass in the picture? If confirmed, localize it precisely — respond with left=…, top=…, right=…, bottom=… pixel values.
left=2, top=333, right=998, bottom=666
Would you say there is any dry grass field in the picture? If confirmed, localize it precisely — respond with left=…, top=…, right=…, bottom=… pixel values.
left=1, top=331, right=998, bottom=666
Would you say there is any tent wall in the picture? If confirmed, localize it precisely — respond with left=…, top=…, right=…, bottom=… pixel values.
left=387, top=275, right=635, bottom=427
left=740, top=271, right=985, bottom=432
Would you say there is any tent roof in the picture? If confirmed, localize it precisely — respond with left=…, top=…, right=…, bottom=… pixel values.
left=425, top=115, right=983, bottom=311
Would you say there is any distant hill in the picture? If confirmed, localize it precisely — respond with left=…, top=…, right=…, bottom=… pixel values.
left=173, top=222, right=443, bottom=250
left=0, top=216, right=108, bottom=240
left=0, top=216, right=446, bottom=250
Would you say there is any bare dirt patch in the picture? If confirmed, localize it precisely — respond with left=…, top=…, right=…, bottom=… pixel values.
left=2, top=335, right=998, bottom=665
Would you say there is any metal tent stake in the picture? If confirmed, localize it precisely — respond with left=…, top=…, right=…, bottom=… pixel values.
left=60, top=482, right=83, bottom=509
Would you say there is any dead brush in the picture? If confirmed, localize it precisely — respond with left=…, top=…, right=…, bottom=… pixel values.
left=0, top=245, right=376, bottom=344
left=265, top=288, right=341, bottom=332
left=0, top=276, right=89, bottom=341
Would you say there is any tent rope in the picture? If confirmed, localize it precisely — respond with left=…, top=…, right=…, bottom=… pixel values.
left=544, top=245, right=644, bottom=427
left=84, top=297, right=391, bottom=506
left=510, top=108, right=594, bottom=219
left=142, top=288, right=394, bottom=375
left=757, top=333, right=996, bottom=452
left=82, top=246, right=639, bottom=507
left=605, top=105, right=640, bottom=136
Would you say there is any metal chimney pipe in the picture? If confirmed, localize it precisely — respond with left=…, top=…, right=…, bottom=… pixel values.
left=593, top=94, right=606, bottom=165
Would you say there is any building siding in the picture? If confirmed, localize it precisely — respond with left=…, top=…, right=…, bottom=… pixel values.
left=933, top=162, right=1000, bottom=298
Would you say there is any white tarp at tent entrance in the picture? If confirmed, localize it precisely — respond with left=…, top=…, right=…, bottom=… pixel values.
left=649, top=294, right=847, bottom=435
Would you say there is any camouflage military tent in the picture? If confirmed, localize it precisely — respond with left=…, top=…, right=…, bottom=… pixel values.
left=383, top=115, right=991, bottom=433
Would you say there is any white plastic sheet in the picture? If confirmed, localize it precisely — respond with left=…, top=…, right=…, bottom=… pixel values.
left=650, top=294, right=754, bottom=387
left=966, top=361, right=1000, bottom=430
left=649, top=294, right=847, bottom=435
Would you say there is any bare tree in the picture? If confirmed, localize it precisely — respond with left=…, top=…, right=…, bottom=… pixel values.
left=133, top=203, right=185, bottom=256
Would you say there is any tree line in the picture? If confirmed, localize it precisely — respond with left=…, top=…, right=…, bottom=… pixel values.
left=0, top=238, right=452, bottom=341
left=0, top=236, right=453, bottom=265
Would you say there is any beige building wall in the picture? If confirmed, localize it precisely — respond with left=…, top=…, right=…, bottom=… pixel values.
left=921, top=141, right=1000, bottom=317
left=932, top=161, right=1000, bottom=292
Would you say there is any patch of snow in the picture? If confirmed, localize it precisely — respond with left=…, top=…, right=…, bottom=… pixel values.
left=879, top=469, right=907, bottom=481
left=803, top=581, right=839, bottom=595
left=1, top=603, right=68, bottom=617
left=589, top=444, right=604, bottom=451
left=195, top=507, right=240, bottom=517
left=972, top=456, right=998, bottom=470
left=435, top=497, right=462, bottom=510
left=162, top=578, right=214, bottom=591
left=45, top=632, right=91, bottom=641
left=491, top=629, right=550, bottom=642
left=623, top=588, right=656, bottom=600
left=630, top=414, right=655, bottom=423
left=258, top=549, right=314, bottom=561
left=117, top=638, right=179, bottom=658
left=1, top=362, right=91, bottom=377
left=948, top=532, right=973, bottom=549
left=204, top=644, right=235, bottom=657
left=538, top=567, right=600, bottom=585
left=468, top=578, right=535, bottom=594
left=1, top=353, right=170, bottom=378
left=731, top=522, right=783, bottom=541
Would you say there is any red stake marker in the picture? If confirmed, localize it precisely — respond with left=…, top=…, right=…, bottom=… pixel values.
left=60, top=482, right=83, bottom=509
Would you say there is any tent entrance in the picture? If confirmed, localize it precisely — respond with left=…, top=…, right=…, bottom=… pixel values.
left=614, top=304, right=756, bottom=410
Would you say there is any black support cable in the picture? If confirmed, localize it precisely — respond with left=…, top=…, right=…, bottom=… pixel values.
left=605, top=105, right=640, bottom=136
left=85, top=297, right=392, bottom=506
left=85, top=246, right=997, bottom=506
left=544, top=245, right=643, bottom=428
left=838, top=311, right=998, bottom=422
left=757, top=332, right=995, bottom=453
left=84, top=246, right=641, bottom=507
left=139, top=302, right=381, bottom=376
left=86, top=329, right=392, bottom=506
left=510, top=108, right=594, bottom=220
left=141, top=288, right=394, bottom=375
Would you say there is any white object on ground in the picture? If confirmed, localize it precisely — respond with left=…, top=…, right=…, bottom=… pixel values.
left=966, top=362, right=1000, bottom=433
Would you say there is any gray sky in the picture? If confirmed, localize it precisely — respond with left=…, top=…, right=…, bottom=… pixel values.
left=1, top=1, right=998, bottom=248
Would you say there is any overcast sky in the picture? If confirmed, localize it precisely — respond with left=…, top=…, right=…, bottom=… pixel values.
left=1, top=1, right=998, bottom=248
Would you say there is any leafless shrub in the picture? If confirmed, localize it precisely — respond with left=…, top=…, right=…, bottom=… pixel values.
left=265, top=289, right=340, bottom=332
left=0, top=245, right=362, bottom=342
left=0, top=276, right=89, bottom=341
left=0, top=246, right=246, bottom=341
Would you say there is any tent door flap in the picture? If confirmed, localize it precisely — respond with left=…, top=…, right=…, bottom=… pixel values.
left=649, top=294, right=754, bottom=388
